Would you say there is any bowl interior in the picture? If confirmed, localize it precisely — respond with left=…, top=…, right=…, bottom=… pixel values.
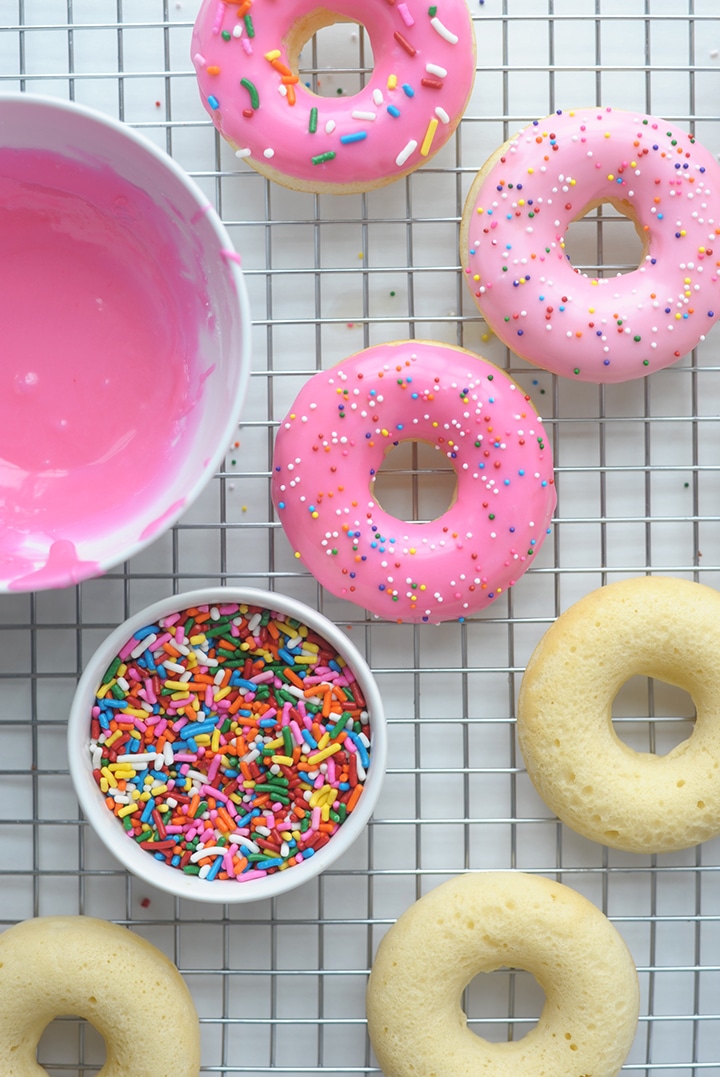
left=68, top=588, right=387, bottom=903
left=0, top=95, right=250, bottom=592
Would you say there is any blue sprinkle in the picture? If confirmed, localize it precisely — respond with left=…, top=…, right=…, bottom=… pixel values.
left=401, top=83, right=415, bottom=97
left=206, top=855, right=225, bottom=881
left=387, top=104, right=401, bottom=117
left=340, top=131, right=368, bottom=144
left=208, top=95, right=220, bottom=110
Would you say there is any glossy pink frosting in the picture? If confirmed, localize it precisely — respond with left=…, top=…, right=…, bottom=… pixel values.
left=191, top=0, right=476, bottom=191
left=0, top=149, right=204, bottom=590
left=272, top=341, right=556, bottom=623
left=463, top=107, right=720, bottom=382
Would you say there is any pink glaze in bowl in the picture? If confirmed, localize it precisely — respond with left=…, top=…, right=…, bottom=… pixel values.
left=0, top=94, right=251, bottom=592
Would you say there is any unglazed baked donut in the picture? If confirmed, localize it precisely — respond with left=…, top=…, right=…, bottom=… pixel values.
left=460, top=107, right=720, bottom=382
left=191, top=0, right=476, bottom=193
left=366, top=872, right=639, bottom=1077
left=517, top=576, right=720, bottom=853
left=271, top=341, right=556, bottom=623
left=0, top=916, right=200, bottom=1077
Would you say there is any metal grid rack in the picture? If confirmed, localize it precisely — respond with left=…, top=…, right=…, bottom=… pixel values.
left=1, top=0, right=720, bottom=1072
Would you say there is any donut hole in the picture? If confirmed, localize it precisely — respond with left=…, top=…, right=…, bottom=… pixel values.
left=464, top=966, right=545, bottom=1043
left=291, top=13, right=374, bottom=97
left=37, top=1016, right=106, bottom=1075
left=611, top=675, right=696, bottom=755
left=562, top=200, right=646, bottom=278
left=372, top=441, right=457, bottom=522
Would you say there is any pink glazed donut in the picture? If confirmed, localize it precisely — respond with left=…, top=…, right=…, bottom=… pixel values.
left=460, top=107, right=720, bottom=382
left=191, top=0, right=476, bottom=194
left=272, top=341, right=556, bottom=623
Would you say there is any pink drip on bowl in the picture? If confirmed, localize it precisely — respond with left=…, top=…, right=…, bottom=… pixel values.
left=0, top=94, right=251, bottom=592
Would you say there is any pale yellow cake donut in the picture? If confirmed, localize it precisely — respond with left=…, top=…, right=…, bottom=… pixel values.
left=366, top=872, right=639, bottom=1077
left=0, top=916, right=201, bottom=1077
left=517, top=575, right=720, bottom=853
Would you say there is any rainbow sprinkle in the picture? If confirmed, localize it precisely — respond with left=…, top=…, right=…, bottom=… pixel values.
left=88, top=602, right=372, bottom=882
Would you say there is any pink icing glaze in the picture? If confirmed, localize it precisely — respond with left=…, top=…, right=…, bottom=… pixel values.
left=271, top=341, right=556, bottom=623
left=0, top=149, right=206, bottom=590
left=462, top=107, right=720, bottom=383
left=191, top=0, right=476, bottom=191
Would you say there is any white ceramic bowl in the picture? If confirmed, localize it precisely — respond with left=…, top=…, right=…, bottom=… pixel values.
left=0, top=94, right=251, bottom=592
left=68, top=588, right=387, bottom=902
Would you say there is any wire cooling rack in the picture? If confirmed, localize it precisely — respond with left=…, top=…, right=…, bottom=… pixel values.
left=2, top=0, right=720, bottom=1073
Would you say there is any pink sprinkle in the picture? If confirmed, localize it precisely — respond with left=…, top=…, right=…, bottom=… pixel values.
left=241, top=36, right=253, bottom=55
left=237, top=870, right=268, bottom=883
left=397, top=2, right=414, bottom=26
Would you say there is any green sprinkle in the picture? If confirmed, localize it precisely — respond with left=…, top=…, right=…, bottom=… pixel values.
left=222, top=30, right=231, bottom=41
left=240, top=77, right=259, bottom=110
left=428, top=4, right=438, bottom=13
left=309, top=106, right=318, bottom=133
left=634, top=335, right=642, bottom=342
left=312, top=151, right=336, bottom=165
left=244, top=13, right=255, bottom=37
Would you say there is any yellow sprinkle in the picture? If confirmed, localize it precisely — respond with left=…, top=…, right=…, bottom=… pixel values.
left=311, top=511, right=319, bottom=519
left=272, top=754, right=294, bottom=766
left=117, top=803, right=139, bottom=819
left=104, top=730, right=123, bottom=749
left=388, top=73, right=398, bottom=89
left=419, top=116, right=439, bottom=157
left=527, top=167, right=534, bottom=174
left=97, top=681, right=115, bottom=700
left=189, top=633, right=206, bottom=645
left=195, top=734, right=211, bottom=746
left=100, top=766, right=117, bottom=786
left=607, top=174, right=614, bottom=181
left=265, top=49, right=281, bottom=60
left=307, top=743, right=343, bottom=766
left=294, top=551, right=302, bottom=558
left=214, top=687, right=231, bottom=703
left=99, top=778, right=109, bottom=794
left=409, top=547, right=416, bottom=555
left=151, top=784, right=168, bottom=796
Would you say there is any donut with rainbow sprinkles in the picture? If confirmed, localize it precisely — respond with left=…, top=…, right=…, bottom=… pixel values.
left=191, top=0, right=476, bottom=194
left=461, top=107, right=720, bottom=382
left=271, top=341, right=556, bottom=623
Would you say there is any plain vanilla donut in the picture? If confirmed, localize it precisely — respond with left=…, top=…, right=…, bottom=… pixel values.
left=517, top=576, right=720, bottom=853
left=366, top=872, right=639, bottom=1077
left=460, top=107, right=720, bottom=382
left=271, top=340, right=556, bottom=623
left=191, top=0, right=476, bottom=193
left=0, top=916, right=200, bottom=1077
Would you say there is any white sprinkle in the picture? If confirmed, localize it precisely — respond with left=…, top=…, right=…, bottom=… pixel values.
left=397, top=2, right=415, bottom=26
left=372, top=88, right=384, bottom=106
left=434, top=106, right=451, bottom=124
left=130, top=633, right=156, bottom=659
left=325, top=119, right=336, bottom=134
left=395, top=139, right=418, bottom=167
left=193, top=52, right=206, bottom=67
left=278, top=84, right=288, bottom=97
left=426, top=62, right=448, bottom=77
left=190, top=846, right=226, bottom=862
left=430, top=16, right=458, bottom=44
left=352, top=110, right=377, bottom=121
left=116, top=752, right=158, bottom=766
left=232, top=24, right=243, bottom=37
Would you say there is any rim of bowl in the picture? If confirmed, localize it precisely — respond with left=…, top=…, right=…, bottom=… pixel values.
left=68, top=588, right=387, bottom=903
left=0, top=93, right=252, bottom=592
